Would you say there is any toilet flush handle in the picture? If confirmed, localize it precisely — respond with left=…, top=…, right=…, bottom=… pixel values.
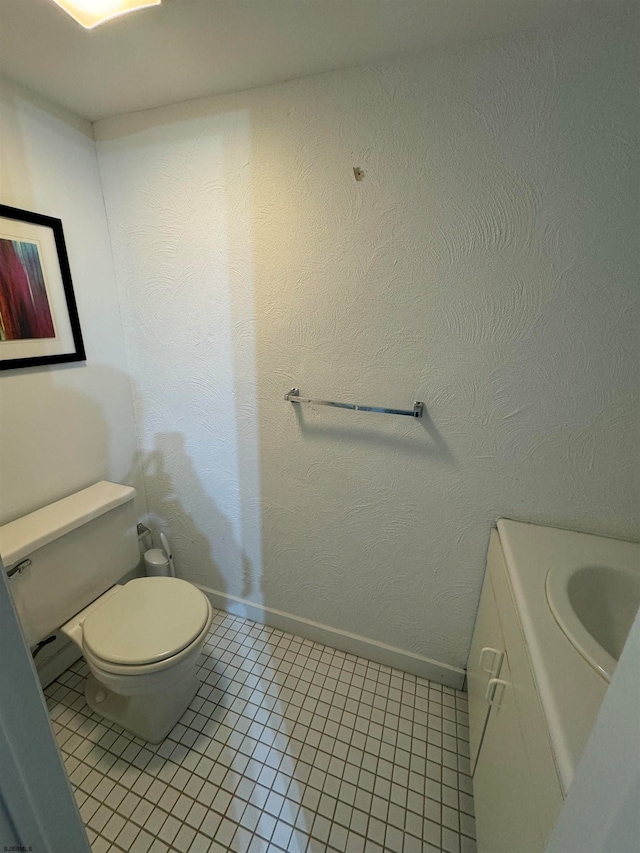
left=6, top=558, right=32, bottom=578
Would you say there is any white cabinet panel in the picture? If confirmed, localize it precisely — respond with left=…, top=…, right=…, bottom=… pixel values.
left=488, top=532, right=564, bottom=844
left=467, top=529, right=564, bottom=853
left=473, top=651, right=544, bottom=853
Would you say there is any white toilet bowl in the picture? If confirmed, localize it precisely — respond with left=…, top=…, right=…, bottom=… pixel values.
left=62, top=576, right=213, bottom=743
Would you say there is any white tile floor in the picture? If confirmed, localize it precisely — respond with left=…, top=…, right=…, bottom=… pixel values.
left=46, top=609, right=476, bottom=853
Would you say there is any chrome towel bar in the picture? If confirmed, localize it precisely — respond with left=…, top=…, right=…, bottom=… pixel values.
left=285, top=388, right=424, bottom=419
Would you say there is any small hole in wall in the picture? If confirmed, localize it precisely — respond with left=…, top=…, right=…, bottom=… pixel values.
left=353, top=167, right=365, bottom=181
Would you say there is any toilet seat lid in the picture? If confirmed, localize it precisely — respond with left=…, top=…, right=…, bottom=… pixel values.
left=82, top=577, right=210, bottom=666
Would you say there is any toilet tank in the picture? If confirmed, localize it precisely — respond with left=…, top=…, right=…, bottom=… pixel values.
left=0, top=482, right=139, bottom=648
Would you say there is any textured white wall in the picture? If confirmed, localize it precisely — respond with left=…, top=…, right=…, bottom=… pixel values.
left=0, top=77, right=143, bottom=523
left=95, top=10, right=639, bottom=671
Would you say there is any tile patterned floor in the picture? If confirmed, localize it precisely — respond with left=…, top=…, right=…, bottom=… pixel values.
left=46, top=609, right=476, bottom=853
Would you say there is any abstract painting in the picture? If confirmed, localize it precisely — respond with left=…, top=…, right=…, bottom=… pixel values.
left=0, top=205, right=85, bottom=369
left=0, top=238, right=55, bottom=341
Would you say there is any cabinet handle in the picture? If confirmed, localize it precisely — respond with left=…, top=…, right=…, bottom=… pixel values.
left=485, top=677, right=507, bottom=707
left=479, top=646, right=504, bottom=676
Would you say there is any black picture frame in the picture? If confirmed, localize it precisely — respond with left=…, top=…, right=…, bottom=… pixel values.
left=0, top=204, right=85, bottom=370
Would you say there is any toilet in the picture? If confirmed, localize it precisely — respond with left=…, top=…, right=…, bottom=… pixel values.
left=0, top=481, right=213, bottom=743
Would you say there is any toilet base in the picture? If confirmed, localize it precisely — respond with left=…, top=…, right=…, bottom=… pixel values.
left=85, top=669, right=200, bottom=743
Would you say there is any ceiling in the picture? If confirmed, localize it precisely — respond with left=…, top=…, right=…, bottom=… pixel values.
left=0, top=0, right=607, bottom=122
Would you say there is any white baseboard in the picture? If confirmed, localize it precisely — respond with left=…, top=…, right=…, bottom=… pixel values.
left=196, top=584, right=465, bottom=690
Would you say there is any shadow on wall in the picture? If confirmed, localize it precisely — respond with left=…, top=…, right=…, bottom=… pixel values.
left=119, top=371, right=256, bottom=605
left=0, top=361, right=139, bottom=523
left=140, top=431, right=255, bottom=601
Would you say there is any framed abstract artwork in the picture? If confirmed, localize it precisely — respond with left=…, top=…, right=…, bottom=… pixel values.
left=0, top=204, right=85, bottom=370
